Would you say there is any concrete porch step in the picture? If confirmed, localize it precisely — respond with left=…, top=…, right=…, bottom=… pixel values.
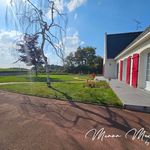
left=124, top=104, right=150, bottom=113
left=108, top=79, right=150, bottom=113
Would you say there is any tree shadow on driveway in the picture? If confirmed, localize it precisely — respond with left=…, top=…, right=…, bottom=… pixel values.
left=19, top=91, right=150, bottom=149
left=20, top=90, right=150, bottom=133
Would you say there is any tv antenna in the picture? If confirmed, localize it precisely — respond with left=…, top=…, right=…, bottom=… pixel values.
left=133, top=19, right=142, bottom=30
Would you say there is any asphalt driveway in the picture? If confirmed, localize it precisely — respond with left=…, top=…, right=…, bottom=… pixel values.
left=0, top=90, right=150, bottom=150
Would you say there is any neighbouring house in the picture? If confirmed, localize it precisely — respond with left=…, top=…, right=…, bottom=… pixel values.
left=103, top=26, right=150, bottom=91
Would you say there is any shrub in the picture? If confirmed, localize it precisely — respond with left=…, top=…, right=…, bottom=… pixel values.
left=83, top=81, right=110, bottom=89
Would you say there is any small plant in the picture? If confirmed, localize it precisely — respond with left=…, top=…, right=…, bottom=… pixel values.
left=83, top=81, right=110, bottom=89
left=90, top=73, right=96, bottom=79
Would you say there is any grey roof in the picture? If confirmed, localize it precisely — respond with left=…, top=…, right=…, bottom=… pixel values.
left=106, top=31, right=143, bottom=59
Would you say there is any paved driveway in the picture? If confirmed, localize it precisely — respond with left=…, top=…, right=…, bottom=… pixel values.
left=0, top=90, right=150, bottom=150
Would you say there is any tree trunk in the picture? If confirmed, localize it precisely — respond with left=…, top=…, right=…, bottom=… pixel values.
left=35, top=65, right=38, bottom=77
left=41, top=33, right=51, bottom=87
left=44, top=57, right=51, bottom=87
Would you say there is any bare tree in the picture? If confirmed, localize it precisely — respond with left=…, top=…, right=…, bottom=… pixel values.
left=6, top=0, right=67, bottom=87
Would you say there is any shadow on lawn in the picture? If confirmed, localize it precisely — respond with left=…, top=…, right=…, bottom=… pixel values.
left=50, top=86, right=122, bottom=107
left=50, top=86, right=76, bottom=107
left=26, top=76, right=63, bottom=82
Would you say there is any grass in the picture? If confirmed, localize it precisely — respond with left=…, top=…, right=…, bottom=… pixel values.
left=0, top=74, right=122, bottom=106
left=0, top=74, right=90, bottom=83
left=84, top=81, right=110, bottom=88
left=0, top=75, right=30, bottom=82
left=0, top=68, right=28, bottom=72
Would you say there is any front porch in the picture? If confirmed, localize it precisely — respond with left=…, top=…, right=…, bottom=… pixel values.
left=109, top=79, right=150, bottom=112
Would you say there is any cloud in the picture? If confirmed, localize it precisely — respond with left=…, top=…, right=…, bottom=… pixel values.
left=46, top=0, right=64, bottom=19
left=74, top=13, right=78, bottom=20
left=63, top=30, right=85, bottom=56
left=80, top=41, right=85, bottom=45
left=0, top=29, right=84, bottom=67
left=67, top=0, right=87, bottom=12
left=42, top=0, right=87, bottom=19
left=45, top=29, right=84, bottom=65
left=0, top=30, right=27, bottom=68
left=53, top=0, right=64, bottom=11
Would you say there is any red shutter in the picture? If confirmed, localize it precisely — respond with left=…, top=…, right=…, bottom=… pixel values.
left=120, top=61, right=123, bottom=81
left=126, top=56, right=131, bottom=84
left=132, top=54, right=139, bottom=88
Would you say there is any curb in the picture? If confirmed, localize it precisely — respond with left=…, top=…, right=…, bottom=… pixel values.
left=124, top=104, right=150, bottom=113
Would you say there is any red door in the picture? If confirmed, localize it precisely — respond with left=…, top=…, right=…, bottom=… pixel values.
left=132, top=54, right=139, bottom=88
left=120, top=61, right=123, bottom=81
left=126, top=56, right=131, bottom=84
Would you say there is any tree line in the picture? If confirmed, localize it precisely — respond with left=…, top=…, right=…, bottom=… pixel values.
left=16, top=34, right=103, bottom=76
left=64, top=47, right=103, bottom=74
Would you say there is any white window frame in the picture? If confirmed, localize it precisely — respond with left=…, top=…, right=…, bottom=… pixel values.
left=146, top=53, right=150, bottom=81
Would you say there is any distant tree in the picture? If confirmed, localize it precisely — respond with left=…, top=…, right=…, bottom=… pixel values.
left=16, top=34, right=44, bottom=76
left=65, top=52, right=75, bottom=67
left=83, top=47, right=96, bottom=66
left=74, top=47, right=85, bottom=65
left=94, top=56, right=103, bottom=74
left=31, top=64, right=45, bottom=74
left=65, top=46, right=103, bottom=74
left=47, top=64, right=64, bottom=73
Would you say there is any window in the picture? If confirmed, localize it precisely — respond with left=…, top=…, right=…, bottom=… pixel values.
left=146, top=53, right=150, bottom=81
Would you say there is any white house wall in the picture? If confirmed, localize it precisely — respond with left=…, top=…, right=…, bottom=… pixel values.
left=103, top=32, right=118, bottom=79
left=116, top=38, right=150, bottom=89
left=104, top=59, right=117, bottom=79
left=103, top=33, right=107, bottom=65
left=122, top=59, right=127, bottom=81
left=139, top=49, right=150, bottom=89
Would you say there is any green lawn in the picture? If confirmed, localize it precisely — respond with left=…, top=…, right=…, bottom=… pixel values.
left=0, top=68, right=28, bottom=72
left=0, top=74, right=122, bottom=106
left=0, top=74, right=90, bottom=83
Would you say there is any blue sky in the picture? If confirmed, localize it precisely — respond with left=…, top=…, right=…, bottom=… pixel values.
left=0, top=0, right=150, bottom=68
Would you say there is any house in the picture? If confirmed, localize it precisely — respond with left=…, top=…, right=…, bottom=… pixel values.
left=103, top=26, right=150, bottom=91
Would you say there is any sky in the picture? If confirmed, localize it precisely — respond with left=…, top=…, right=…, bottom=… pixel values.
left=0, top=0, right=150, bottom=68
